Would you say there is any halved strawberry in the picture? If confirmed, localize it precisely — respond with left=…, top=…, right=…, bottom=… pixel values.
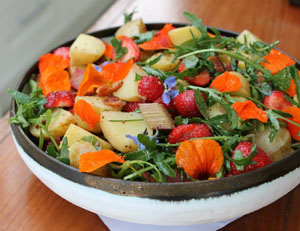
left=118, top=36, right=141, bottom=62
left=138, top=76, right=164, bottom=102
left=70, top=68, right=85, bottom=90
left=178, top=61, right=211, bottom=86
left=45, top=91, right=75, bottom=108
left=168, top=123, right=212, bottom=144
left=173, top=90, right=204, bottom=118
left=263, top=91, right=292, bottom=110
left=124, top=102, right=143, bottom=112
left=53, top=47, right=70, bottom=59
left=230, top=142, right=272, bottom=175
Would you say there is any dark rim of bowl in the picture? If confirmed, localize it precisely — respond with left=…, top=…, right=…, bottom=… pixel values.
left=10, top=23, right=300, bottom=201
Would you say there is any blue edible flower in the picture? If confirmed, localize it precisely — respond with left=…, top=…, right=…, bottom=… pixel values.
left=162, top=76, right=179, bottom=105
left=94, top=61, right=110, bottom=72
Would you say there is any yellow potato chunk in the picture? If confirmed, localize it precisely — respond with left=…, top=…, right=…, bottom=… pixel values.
left=255, top=127, right=292, bottom=162
left=147, top=53, right=179, bottom=72
left=62, top=124, right=112, bottom=150
left=30, top=109, right=75, bottom=139
left=115, top=18, right=147, bottom=38
left=113, top=64, right=146, bottom=102
left=70, top=34, right=105, bottom=66
left=69, top=140, right=96, bottom=168
left=168, top=26, right=201, bottom=46
left=100, top=111, right=153, bottom=153
left=237, top=30, right=261, bottom=47
left=74, top=96, right=123, bottom=133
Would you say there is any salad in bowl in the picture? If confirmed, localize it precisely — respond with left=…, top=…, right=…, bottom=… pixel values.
left=9, top=11, right=300, bottom=185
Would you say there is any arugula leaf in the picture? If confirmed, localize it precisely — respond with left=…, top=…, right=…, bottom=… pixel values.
left=142, top=66, right=168, bottom=81
left=260, top=82, right=272, bottom=96
left=135, top=73, right=142, bottom=81
left=125, top=150, right=153, bottom=161
left=111, top=37, right=128, bottom=60
left=183, top=12, right=209, bottom=39
left=194, top=89, right=208, bottom=119
left=266, top=110, right=280, bottom=142
left=183, top=55, right=199, bottom=69
left=46, top=144, right=59, bottom=158
left=124, top=9, right=137, bottom=24
left=270, top=66, right=293, bottom=91
left=291, top=65, right=300, bottom=107
left=174, top=116, right=189, bottom=125
left=137, top=134, right=157, bottom=150
left=81, top=136, right=102, bottom=151
left=152, top=152, right=176, bottom=177
left=146, top=53, right=163, bottom=66
left=134, top=31, right=154, bottom=44
left=56, top=137, right=70, bottom=165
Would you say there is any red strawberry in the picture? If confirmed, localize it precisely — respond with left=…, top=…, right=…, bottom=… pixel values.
left=168, top=123, right=212, bottom=144
left=154, top=96, right=177, bottom=114
left=138, top=76, right=164, bottom=102
left=118, top=36, right=141, bottom=62
left=45, top=91, right=75, bottom=108
left=53, top=47, right=70, bottom=59
left=230, top=141, right=272, bottom=175
left=123, top=102, right=143, bottom=112
left=174, top=90, right=204, bottom=118
left=70, top=68, right=85, bottom=90
left=178, top=62, right=211, bottom=87
left=263, top=91, right=292, bottom=110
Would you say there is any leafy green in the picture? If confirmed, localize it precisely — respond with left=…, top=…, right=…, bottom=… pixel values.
left=111, top=37, right=128, bottom=60
left=270, top=66, right=293, bottom=91
left=183, top=55, right=199, bottom=69
left=123, top=9, right=137, bottom=24
left=152, top=152, right=176, bottom=177
left=56, top=137, right=70, bottom=164
left=81, top=136, right=102, bottom=151
left=194, top=89, right=208, bottom=119
left=134, top=31, right=154, bottom=44
left=183, top=12, right=209, bottom=39
left=135, top=73, right=142, bottom=81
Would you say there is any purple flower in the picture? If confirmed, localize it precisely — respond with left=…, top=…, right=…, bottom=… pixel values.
left=162, top=76, right=179, bottom=105
left=125, top=134, right=158, bottom=150
left=94, top=61, right=109, bottom=72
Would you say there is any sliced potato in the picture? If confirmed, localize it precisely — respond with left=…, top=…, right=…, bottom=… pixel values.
left=255, top=127, right=292, bottom=161
left=229, top=71, right=251, bottom=98
left=70, top=34, right=105, bottom=66
left=30, top=109, right=75, bottom=139
left=100, top=111, right=153, bottom=153
left=115, top=18, right=147, bottom=38
left=74, top=96, right=123, bottom=133
left=147, top=53, right=179, bottom=72
left=69, top=140, right=96, bottom=168
left=207, top=103, right=226, bottom=119
left=237, top=29, right=261, bottom=47
left=113, top=64, right=146, bottom=102
left=168, top=26, right=201, bottom=46
left=62, top=124, right=112, bottom=150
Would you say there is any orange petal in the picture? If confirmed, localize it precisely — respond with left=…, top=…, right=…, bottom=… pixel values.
left=79, top=149, right=125, bottom=173
left=282, top=106, right=300, bottom=141
left=40, top=66, right=71, bottom=96
left=285, top=70, right=300, bottom=97
left=210, top=71, right=242, bottom=92
left=104, top=42, right=116, bottom=60
left=260, top=49, right=295, bottom=74
left=99, top=58, right=134, bottom=82
left=139, top=24, right=175, bottom=50
left=175, top=139, right=224, bottom=179
left=74, top=99, right=100, bottom=130
left=77, top=64, right=106, bottom=96
left=232, top=100, right=268, bottom=123
left=39, top=53, right=69, bottom=74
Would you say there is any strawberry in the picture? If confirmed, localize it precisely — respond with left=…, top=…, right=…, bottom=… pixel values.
left=154, top=96, right=177, bottom=116
left=173, top=90, right=203, bottom=118
left=70, top=68, right=85, bottom=90
left=263, top=90, right=292, bottom=110
left=118, top=36, right=141, bottom=62
left=168, top=123, right=212, bottom=144
left=53, top=47, right=70, bottom=59
left=230, top=141, right=272, bottom=175
left=45, top=91, right=75, bottom=108
left=178, top=62, right=211, bottom=87
left=123, top=102, right=142, bottom=112
left=138, top=76, right=164, bottom=102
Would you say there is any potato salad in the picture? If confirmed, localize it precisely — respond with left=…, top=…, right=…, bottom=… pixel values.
left=9, top=12, right=300, bottom=182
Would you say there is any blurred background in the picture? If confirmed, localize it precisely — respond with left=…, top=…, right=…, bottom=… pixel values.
left=0, top=0, right=115, bottom=116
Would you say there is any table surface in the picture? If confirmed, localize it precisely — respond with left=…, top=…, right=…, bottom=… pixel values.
left=1, top=0, right=300, bottom=230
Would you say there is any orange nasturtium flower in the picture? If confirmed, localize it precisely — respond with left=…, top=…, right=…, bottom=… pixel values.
left=139, top=23, right=175, bottom=50
left=282, top=106, right=300, bottom=141
left=210, top=71, right=242, bottom=92
left=285, top=70, right=300, bottom=97
left=40, top=66, right=71, bottom=96
left=79, top=149, right=125, bottom=173
left=175, top=139, right=224, bottom=179
left=260, top=49, right=296, bottom=74
left=38, top=53, right=70, bottom=74
left=232, top=100, right=268, bottom=123
left=74, top=99, right=100, bottom=130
